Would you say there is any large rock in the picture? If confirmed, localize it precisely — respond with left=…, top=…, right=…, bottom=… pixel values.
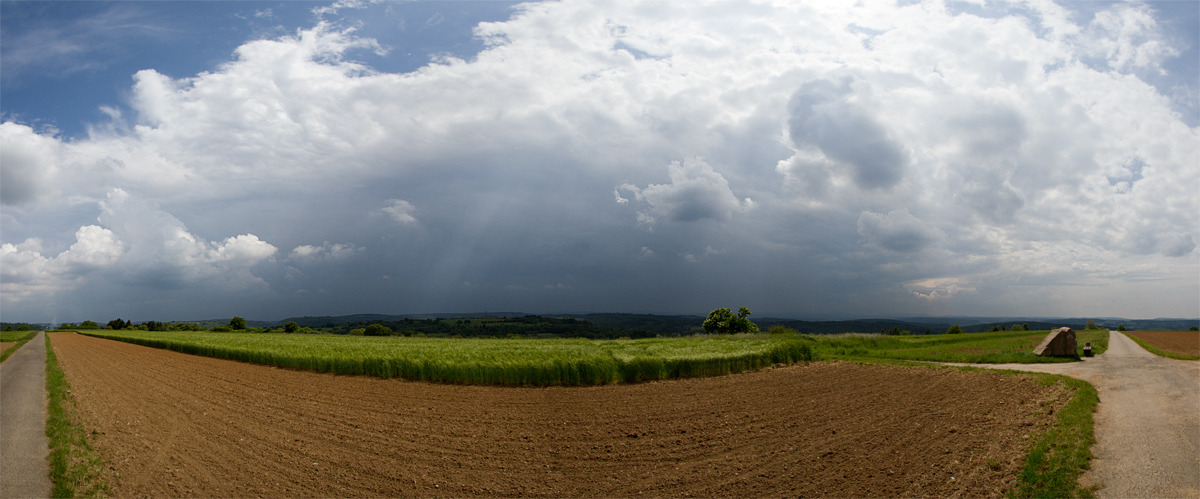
left=1033, top=327, right=1077, bottom=356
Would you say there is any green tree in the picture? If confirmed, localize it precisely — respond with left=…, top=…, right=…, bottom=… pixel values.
left=703, top=307, right=759, bottom=334
left=2, top=325, right=11, bottom=332
left=1085, top=320, right=1098, bottom=330
left=1117, top=324, right=1126, bottom=331
left=284, top=321, right=300, bottom=333
left=229, top=317, right=247, bottom=330
left=79, top=321, right=99, bottom=329
left=1190, top=326, right=1198, bottom=331
left=947, top=324, right=963, bottom=334
left=1011, top=324, right=1024, bottom=331
left=364, top=324, right=392, bottom=336
left=17, top=325, right=31, bottom=331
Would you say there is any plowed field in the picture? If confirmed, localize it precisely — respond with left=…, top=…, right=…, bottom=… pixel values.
left=51, top=332, right=1070, bottom=498
left=0, top=342, right=14, bottom=352
left=1124, top=331, right=1200, bottom=357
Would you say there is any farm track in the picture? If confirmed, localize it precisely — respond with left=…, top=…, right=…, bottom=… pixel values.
left=951, top=332, right=1200, bottom=498
left=51, top=332, right=1071, bottom=498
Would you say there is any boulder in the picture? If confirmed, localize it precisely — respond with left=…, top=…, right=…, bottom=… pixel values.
left=1033, top=327, right=1077, bottom=356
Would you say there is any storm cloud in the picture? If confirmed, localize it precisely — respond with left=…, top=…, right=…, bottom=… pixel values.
left=1, top=0, right=1196, bottom=322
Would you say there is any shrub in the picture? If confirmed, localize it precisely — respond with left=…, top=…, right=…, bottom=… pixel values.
left=79, top=321, right=99, bottom=330
left=767, top=325, right=798, bottom=335
left=1012, top=324, right=1025, bottom=331
left=17, top=325, right=31, bottom=331
left=284, top=321, right=299, bottom=334
left=363, top=324, right=392, bottom=336
left=210, top=325, right=232, bottom=332
left=1117, top=324, right=1126, bottom=331
left=349, top=328, right=366, bottom=336
left=947, top=324, right=963, bottom=334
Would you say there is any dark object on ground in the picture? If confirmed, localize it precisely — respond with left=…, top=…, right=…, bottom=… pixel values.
left=1034, top=327, right=1077, bottom=356
left=1083, top=342, right=1093, bottom=357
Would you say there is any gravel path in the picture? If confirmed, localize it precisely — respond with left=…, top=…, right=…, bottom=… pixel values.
left=958, top=331, right=1199, bottom=498
left=0, top=331, right=52, bottom=499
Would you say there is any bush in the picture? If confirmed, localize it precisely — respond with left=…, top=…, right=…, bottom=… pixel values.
left=1117, top=324, right=1126, bottom=331
left=363, top=324, right=392, bottom=336
left=349, top=328, right=366, bottom=336
left=284, top=321, right=299, bottom=334
left=947, top=324, right=963, bottom=334
left=210, top=325, right=232, bottom=332
left=1012, top=324, right=1025, bottom=331
left=767, top=325, right=797, bottom=335
left=79, top=321, right=99, bottom=330
left=229, top=317, right=247, bottom=330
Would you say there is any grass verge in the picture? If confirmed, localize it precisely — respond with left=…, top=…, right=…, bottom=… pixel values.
left=0, top=330, right=38, bottom=362
left=1122, top=333, right=1199, bottom=361
left=45, top=334, right=109, bottom=498
left=1009, top=374, right=1099, bottom=499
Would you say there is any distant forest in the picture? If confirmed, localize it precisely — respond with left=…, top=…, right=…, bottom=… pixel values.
left=11, top=315, right=1198, bottom=338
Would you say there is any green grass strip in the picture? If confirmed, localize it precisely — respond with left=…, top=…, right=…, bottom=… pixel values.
left=1122, top=333, right=1199, bottom=361
left=80, top=331, right=816, bottom=386
left=1, top=330, right=38, bottom=363
left=1009, top=374, right=1099, bottom=499
left=45, top=334, right=109, bottom=498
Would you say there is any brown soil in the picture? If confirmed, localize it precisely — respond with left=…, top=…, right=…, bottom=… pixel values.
left=1123, top=331, right=1200, bottom=357
left=0, top=342, right=15, bottom=352
left=50, top=332, right=1072, bottom=498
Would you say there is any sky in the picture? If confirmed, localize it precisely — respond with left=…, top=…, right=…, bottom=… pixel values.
left=1, top=0, right=1197, bottom=324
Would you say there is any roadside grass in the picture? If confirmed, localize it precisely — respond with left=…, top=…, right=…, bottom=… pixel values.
left=45, top=334, right=109, bottom=498
left=0, top=330, right=38, bottom=362
left=1009, top=374, right=1100, bottom=499
left=1121, top=332, right=1199, bottom=361
left=813, top=329, right=1108, bottom=364
left=80, top=331, right=815, bottom=386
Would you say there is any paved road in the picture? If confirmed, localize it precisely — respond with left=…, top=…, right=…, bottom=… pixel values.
left=0, top=331, right=52, bottom=499
left=958, top=332, right=1199, bottom=498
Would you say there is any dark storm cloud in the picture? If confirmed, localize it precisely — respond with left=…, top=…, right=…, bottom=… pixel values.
left=787, top=78, right=908, bottom=190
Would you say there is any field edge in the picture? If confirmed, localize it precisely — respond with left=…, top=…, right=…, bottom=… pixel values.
left=0, top=330, right=38, bottom=363
left=45, top=334, right=110, bottom=498
left=1121, top=332, right=1200, bottom=361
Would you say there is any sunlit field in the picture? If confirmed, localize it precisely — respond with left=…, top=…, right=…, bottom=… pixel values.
left=80, top=331, right=814, bottom=386
left=813, top=329, right=1110, bottom=364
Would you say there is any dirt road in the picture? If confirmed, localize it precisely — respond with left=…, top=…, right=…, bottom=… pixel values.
left=961, top=332, right=1200, bottom=498
left=51, top=332, right=1072, bottom=498
left=0, top=331, right=52, bottom=499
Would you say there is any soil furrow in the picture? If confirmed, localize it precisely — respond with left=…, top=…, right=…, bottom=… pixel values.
left=51, top=332, right=1068, bottom=498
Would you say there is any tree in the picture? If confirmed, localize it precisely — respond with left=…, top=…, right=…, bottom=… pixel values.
left=17, top=325, right=31, bottom=331
left=947, top=324, right=963, bottom=334
left=79, top=321, right=99, bottom=329
left=364, top=324, right=392, bottom=336
left=703, top=307, right=759, bottom=334
left=229, top=317, right=247, bottom=330
left=107, top=318, right=129, bottom=330
left=3, top=325, right=12, bottom=331
left=1085, top=320, right=1098, bottom=330
left=284, top=321, right=300, bottom=333
left=1117, top=324, right=1126, bottom=331
left=1011, top=324, right=1024, bottom=331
